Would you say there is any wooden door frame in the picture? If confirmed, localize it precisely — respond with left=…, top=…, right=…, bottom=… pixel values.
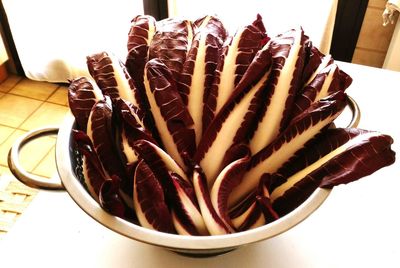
left=330, top=0, right=369, bottom=62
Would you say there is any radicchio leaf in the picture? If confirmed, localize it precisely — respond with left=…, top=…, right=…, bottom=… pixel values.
left=87, top=97, right=127, bottom=182
left=301, top=44, right=333, bottom=86
left=73, top=130, right=108, bottom=201
left=231, top=201, right=265, bottom=231
left=203, top=14, right=267, bottom=127
left=99, top=175, right=125, bottom=218
left=144, top=59, right=196, bottom=169
left=170, top=173, right=209, bottom=236
left=210, top=149, right=251, bottom=229
left=249, top=27, right=308, bottom=154
left=68, top=77, right=104, bottom=132
left=125, top=15, right=157, bottom=132
left=114, top=99, right=156, bottom=166
left=178, top=15, right=227, bottom=144
left=87, top=51, right=144, bottom=118
left=193, top=167, right=234, bottom=235
left=148, top=18, right=193, bottom=82
left=319, top=132, right=395, bottom=188
left=256, top=174, right=279, bottom=223
left=196, top=46, right=272, bottom=184
left=133, top=160, right=175, bottom=233
left=132, top=140, right=204, bottom=235
left=133, top=139, right=188, bottom=186
left=290, top=63, right=352, bottom=119
left=126, top=15, right=156, bottom=87
left=230, top=175, right=278, bottom=231
left=228, top=91, right=347, bottom=207
left=270, top=128, right=395, bottom=216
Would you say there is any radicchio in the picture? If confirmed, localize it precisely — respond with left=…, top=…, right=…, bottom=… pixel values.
left=148, top=18, right=193, bottom=82
left=87, top=51, right=144, bottom=119
left=290, top=63, right=352, bottom=119
left=178, top=15, right=227, bottom=144
left=133, top=140, right=206, bottom=235
left=73, top=130, right=126, bottom=217
left=114, top=99, right=156, bottom=167
left=228, top=91, right=347, bottom=207
left=270, top=128, right=395, bottom=215
left=144, top=59, right=196, bottom=169
left=249, top=27, right=308, bottom=154
left=68, top=77, right=104, bottom=132
left=125, top=15, right=157, bottom=132
left=195, top=46, right=272, bottom=185
left=133, top=160, right=175, bottom=233
left=86, top=97, right=127, bottom=185
left=202, top=14, right=267, bottom=128
left=193, top=167, right=234, bottom=235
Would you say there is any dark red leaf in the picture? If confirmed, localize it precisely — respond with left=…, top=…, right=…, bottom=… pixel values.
left=133, top=160, right=175, bottom=233
left=125, top=15, right=157, bottom=133
left=270, top=128, right=395, bottom=216
left=144, top=59, right=196, bottom=169
left=87, top=97, right=126, bottom=181
left=195, top=47, right=272, bottom=184
left=87, top=51, right=144, bottom=119
left=99, top=176, right=125, bottom=218
left=229, top=91, right=347, bottom=207
left=178, top=15, right=227, bottom=144
left=203, top=15, right=267, bottom=127
left=148, top=18, right=193, bottom=82
left=68, top=77, right=104, bottom=132
left=290, top=63, right=352, bottom=119
left=192, top=166, right=234, bottom=235
left=249, top=28, right=308, bottom=154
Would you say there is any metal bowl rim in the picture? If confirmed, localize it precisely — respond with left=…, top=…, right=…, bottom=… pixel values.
left=56, top=115, right=332, bottom=251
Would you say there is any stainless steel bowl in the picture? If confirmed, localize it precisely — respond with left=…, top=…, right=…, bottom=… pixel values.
left=8, top=95, right=360, bottom=257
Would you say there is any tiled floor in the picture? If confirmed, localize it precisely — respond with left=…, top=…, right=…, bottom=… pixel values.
left=0, top=75, right=69, bottom=179
left=0, top=75, right=70, bottom=236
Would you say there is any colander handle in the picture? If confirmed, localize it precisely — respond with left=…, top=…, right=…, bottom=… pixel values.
left=346, top=95, right=361, bottom=128
left=8, top=127, right=65, bottom=190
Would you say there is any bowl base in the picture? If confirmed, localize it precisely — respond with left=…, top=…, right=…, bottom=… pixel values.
left=170, top=247, right=237, bottom=258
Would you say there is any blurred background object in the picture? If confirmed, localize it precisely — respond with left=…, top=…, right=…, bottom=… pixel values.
left=383, top=0, right=400, bottom=71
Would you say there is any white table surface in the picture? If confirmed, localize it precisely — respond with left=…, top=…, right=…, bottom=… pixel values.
left=1, top=62, right=399, bottom=268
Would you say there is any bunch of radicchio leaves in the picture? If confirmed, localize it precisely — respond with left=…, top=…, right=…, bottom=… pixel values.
left=68, top=14, right=395, bottom=236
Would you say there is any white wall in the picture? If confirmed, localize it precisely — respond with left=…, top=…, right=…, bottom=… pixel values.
left=2, top=0, right=143, bottom=82
left=168, top=0, right=337, bottom=54
left=383, top=17, right=400, bottom=71
left=0, top=35, right=8, bottom=65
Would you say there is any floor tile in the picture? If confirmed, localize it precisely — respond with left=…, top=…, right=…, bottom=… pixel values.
left=0, top=130, right=26, bottom=167
left=0, top=75, right=22, bottom=93
left=18, top=135, right=56, bottom=173
left=32, top=146, right=57, bottom=178
left=0, top=165, right=9, bottom=173
left=19, top=103, right=70, bottom=131
left=0, top=126, right=15, bottom=145
left=0, top=95, right=42, bottom=128
left=47, top=85, right=69, bottom=106
left=9, top=78, right=58, bottom=101
left=0, top=129, right=56, bottom=174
